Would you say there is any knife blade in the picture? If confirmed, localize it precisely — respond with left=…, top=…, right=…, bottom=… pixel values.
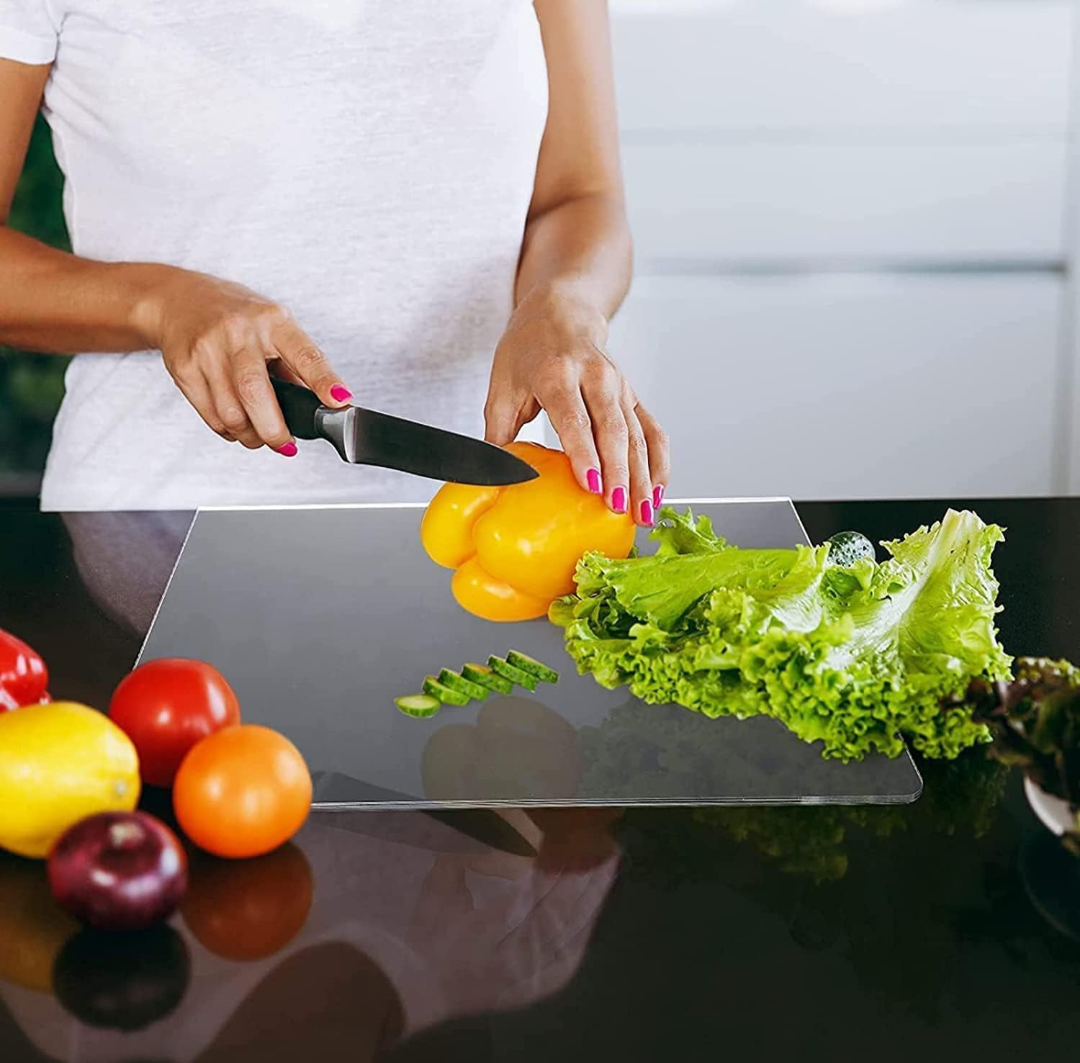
left=271, top=377, right=538, bottom=486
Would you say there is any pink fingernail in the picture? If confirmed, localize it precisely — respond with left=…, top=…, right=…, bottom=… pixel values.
left=275, top=441, right=298, bottom=457
left=653, top=484, right=665, bottom=509
left=330, top=385, right=353, bottom=403
left=586, top=468, right=602, bottom=494
left=611, top=486, right=627, bottom=514
left=641, top=500, right=654, bottom=526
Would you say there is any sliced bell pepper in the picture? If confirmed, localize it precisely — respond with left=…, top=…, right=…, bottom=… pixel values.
left=421, top=442, right=635, bottom=621
left=0, top=628, right=49, bottom=712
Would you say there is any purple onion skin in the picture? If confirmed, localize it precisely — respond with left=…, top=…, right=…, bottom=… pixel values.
left=47, top=812, right=188, bottom=932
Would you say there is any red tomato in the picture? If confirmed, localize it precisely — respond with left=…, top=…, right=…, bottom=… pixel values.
left=173, top=725, right=312, bottom=860
left=108, top=658, right=241, bottom=788
left=181, top=844, right=313, bottom=961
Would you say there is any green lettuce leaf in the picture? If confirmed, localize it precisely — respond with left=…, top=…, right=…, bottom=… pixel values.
left=551, top=507, right=1013, bottom=761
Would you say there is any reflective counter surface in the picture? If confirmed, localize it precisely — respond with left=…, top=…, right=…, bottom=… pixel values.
left=0, top=498, right=1077, bottom=1061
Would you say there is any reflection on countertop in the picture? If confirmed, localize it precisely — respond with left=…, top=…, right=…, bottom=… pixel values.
left=1, top=502, right=1080, bottom=1058
left=0, top=805, right=622, bottom=1062
left=60, top=511, right=193, bottom=640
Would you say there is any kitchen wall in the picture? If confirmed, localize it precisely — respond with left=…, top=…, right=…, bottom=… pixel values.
left=582, top=0, right=1080, bottom=500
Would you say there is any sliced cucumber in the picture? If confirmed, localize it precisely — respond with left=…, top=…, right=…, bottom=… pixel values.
left=395, top=694, right=441, bottom=718
left=488, top=656, right=538, bottom=692
left=439, top=668, right=487, bottom=701
left=423, top=677, right=470, bottom=706
left=506, top=650, right=559, bottom=684
left=462, top=662, right=514, bottom=695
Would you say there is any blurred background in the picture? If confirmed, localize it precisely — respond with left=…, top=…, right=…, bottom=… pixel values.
left=1, top=113, right=67, bottom=497
left=3, top=0, right=1078, bottom=501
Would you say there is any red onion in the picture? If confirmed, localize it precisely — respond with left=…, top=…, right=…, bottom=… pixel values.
left=47, top=811, right=188, bottom=932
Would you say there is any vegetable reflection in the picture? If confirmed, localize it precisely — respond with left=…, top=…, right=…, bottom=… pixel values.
left=0, top=853, right=79, bottom=995
left=52, top=925, right=191, bottom=1031
left=1019, top=833, right=1080, bottom=942
left=180, top=843, right=314, bottom=962
left=615, top=748, right=1009, bottom=885
left=421, top=695, right=582, bottom=801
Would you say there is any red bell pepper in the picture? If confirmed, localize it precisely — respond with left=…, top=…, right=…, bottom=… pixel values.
left=0, top=628, right=49, bottom=712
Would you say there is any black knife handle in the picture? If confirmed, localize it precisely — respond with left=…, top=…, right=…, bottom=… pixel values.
left=270, top=377, right=322, bottom=440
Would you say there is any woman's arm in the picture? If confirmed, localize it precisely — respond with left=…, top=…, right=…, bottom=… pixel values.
left=484, top=0, right=670, bottom=526
left=0, top=58, right=350, bottom=455
left=0, top=61, right=159, bottom=354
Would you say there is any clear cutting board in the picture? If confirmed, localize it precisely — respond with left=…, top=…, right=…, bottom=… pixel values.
left=138, top=499, right=922, bottom=808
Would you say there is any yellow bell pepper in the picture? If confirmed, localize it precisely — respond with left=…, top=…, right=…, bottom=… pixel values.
left=421, top=442, right=636, bottom=622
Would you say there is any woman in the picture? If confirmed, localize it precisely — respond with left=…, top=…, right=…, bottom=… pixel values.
left=0, top=0, right=668, bottom=524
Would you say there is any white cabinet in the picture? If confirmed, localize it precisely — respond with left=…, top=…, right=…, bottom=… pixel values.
left=608, top=275, right=1062, bottom=500
left=606, top=0, right=1077, bottom=498
left=611, top=2, right=1072, bottom=133
left=623, top=141, right=1066, bottom=265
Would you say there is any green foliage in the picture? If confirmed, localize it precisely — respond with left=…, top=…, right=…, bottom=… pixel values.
left=957, top=656, right=1080, bottom=851
left=8, top=113, right=70, bottom=250
left=1, top=114, right=70, bottom=476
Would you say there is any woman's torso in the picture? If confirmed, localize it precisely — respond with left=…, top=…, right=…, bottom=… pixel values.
left=36, top=0, right=548, bottom=510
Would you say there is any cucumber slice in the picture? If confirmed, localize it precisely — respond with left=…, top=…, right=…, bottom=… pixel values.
left=423, top=677, right=470, bottom=706
left=462, top=663, right=514, bottom=695
left=506, top=650, right=559, bottom=684
left=395, top=694, right=441, bottom=718
left=488, top=656, right=538, bottom=691
left=439, top=668, right=487, bottom=701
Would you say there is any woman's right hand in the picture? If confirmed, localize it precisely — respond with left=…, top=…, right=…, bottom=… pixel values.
left=135, top=268, right=352, bottom=454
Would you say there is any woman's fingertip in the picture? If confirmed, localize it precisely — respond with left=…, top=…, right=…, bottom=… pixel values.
left=275, top=441, right=298, bottom=457
left=611, top=486, right=627, bottom=514
left=330, top=384, right=353, bottom=403
left=586, top=468, right=602, bottom=494
left=640, top=499, right=654, bottom=526
left=653, top=484, right=665, bottom=509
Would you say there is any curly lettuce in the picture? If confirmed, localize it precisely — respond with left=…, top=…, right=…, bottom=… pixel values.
left=550, top=507, right=1013, bottom=761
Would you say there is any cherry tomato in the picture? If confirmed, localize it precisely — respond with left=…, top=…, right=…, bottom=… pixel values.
left=109, top=658, right=241, bottom=788
left=181, top=843, right=313, bottom=961
left=173, top=725, right=311, bottom=859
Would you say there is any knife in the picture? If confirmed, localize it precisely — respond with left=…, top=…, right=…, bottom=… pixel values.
left=270, top=377, right=538, bottom=486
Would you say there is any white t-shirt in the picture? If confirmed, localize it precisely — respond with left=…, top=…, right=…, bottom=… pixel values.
left=0, top=0, right=549, bottom=510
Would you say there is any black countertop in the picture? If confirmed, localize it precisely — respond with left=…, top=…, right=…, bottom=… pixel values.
left=0, top=498, right=1078, bottom=1062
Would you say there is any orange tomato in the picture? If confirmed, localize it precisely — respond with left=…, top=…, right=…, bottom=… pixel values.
left=181, top=843, right=314, bottom=961
left=173, top=726, right=311, bottom=859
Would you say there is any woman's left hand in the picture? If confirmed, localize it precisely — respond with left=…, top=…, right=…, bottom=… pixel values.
left=484, top=286, right=670, bottom=527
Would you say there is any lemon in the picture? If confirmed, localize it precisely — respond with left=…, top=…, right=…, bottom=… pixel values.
left=0, top=702, right=141, bottom=859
